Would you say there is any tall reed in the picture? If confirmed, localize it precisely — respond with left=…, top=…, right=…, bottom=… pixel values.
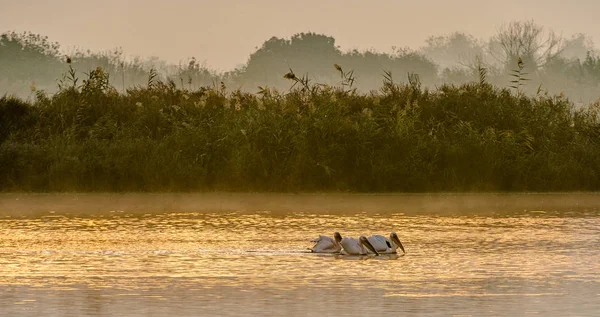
left=1, top=65, right=599, bottom=192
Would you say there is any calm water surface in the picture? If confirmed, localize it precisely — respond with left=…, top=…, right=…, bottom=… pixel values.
left=1, top=193, right=599, bottom=316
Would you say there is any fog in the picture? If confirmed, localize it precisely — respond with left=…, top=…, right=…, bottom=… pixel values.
left=2, top=0, right=600, bottom=70
left=2, top=193, right=599, bottom=218
left=2, top=1, right=600, bottom=103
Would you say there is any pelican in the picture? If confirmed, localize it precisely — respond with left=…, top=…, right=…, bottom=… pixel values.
left=367, top=232, right=406, bottom=254
left=339, top=235, right=379, bottom=256
left=310, top=232, right=342, bottom=253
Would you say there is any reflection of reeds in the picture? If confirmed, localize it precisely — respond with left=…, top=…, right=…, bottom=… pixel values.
left=1, top=66, right=599, bottom=192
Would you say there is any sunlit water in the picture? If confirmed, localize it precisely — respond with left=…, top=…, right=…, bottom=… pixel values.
left=1, top=193, right=599, bottom=316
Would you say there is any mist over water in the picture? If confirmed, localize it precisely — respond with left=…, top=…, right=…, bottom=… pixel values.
left=1, top=193, right=599, bottom=316
left=2, top=193, right=600, bottom=218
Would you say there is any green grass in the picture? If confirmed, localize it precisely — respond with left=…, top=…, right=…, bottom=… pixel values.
left=1, top=66, right=600, bottom=192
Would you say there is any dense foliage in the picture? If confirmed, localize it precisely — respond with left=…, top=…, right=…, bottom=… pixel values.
left=1, top=65, right=599, bottom=192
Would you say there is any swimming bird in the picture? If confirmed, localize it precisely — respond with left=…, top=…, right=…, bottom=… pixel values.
left=339, top=235, right=380, bottom=256
left=310, top=232, right=342, bottom=253
left=367, top=232, right=406, bottom=254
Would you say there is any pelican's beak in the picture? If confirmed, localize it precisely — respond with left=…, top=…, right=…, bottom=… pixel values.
left=392, top=234, right=406, bottom=254
left=360, top=236, right=379, bottom=256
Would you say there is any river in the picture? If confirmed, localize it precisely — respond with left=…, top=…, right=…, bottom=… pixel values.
left=1, top=193, right=599, bottom=316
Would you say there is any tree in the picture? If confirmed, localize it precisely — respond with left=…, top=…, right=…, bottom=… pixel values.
left=242, top=33, right=341, bottom=89
left=490, top=20, right=564, bottom=73
left=0, top=31, right=62, bottom=80
left=561, top=33, right=595, bottom=61
left=582, top=52, right=600, bottom=81
left=420, top=32, right=486, bottom=69
left=0, top=31, right=64, bottom=96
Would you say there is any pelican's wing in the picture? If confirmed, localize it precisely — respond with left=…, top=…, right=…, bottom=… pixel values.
left=311, top=239, right=338, bottom=253
left=374, top=235, right=392, bottom=249
left=368, top=235, right=390, bottom=252
left=311, top=235, right=334, bottom=243
left=318, top=240, right=334, bottom=250
left=373, top=235, right=388, bottom=244
left=340, top=237, right=362, bottom=255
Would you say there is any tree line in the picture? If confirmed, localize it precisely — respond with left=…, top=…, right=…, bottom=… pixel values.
left=2, top=21, right=600, bottom=104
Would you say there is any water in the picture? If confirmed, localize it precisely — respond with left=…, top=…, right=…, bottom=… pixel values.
left=1, top=193, right=599, bottom=316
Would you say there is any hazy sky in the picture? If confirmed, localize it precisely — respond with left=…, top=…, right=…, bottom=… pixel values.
left=2, top=0, right=599, bottom=70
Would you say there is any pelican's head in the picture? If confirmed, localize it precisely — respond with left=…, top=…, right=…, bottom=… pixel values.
left=390, top=232, right=406, bottom=254
left=334, top=232, right=343, bottom=243
left=359, top=236, right=379, bottom=256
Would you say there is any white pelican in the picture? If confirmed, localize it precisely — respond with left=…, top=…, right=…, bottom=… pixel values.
left=310, top=232, right=342, bottom=253
left=367, top=232, right=406, bottom=254
left=339, top=235, right=379, bottom=256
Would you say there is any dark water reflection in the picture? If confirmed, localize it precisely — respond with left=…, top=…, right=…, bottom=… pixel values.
left=0, top=193, right=599, bottom=316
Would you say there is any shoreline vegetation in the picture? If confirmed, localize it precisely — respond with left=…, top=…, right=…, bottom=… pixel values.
left=1, top=21, right=600, bottom=193
left=1, top=63, right=600, bottom=192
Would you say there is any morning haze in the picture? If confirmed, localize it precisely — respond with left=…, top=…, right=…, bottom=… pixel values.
left=2, top=2, right=600, bottom=317
left=2, top=0, right=599, bottom=70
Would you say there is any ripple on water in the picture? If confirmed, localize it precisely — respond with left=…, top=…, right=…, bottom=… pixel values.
left=0, top=194, right=599, bottom=316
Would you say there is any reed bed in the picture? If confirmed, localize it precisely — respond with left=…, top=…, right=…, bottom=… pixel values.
left=1, top=65, right=599, bottom=192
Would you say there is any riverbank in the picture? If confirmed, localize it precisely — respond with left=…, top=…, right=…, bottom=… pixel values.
left=2, top=75, right=600, bottom=192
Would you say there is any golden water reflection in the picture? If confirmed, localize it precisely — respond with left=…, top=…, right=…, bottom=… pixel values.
left=1, top=194, right=599, bottom=316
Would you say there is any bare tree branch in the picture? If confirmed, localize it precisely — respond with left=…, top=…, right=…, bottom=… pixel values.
left=490, top=20, right=565, bottom=71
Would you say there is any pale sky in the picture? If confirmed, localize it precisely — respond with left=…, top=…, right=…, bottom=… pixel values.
left=2, top=0, right=599, bottom=71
